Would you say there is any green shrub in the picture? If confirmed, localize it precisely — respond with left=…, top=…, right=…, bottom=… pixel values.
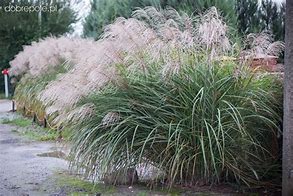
left=70, top=62, right=282, bottom=187
left=0, top=0, right=76, bottom=91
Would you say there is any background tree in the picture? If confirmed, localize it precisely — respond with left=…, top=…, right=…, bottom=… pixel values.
left=83, top=0, right=237, bottom=40
left=283, top=0, right=293, bottom=195
left=83, top=0, right=160, bottom=39
left=0, top=0, right=76, bottom=91
left=236, top=0, right=259, bottom=35
left=84, top=0, right=285, bottom=43
left=236, top=0, right=285, bottom=41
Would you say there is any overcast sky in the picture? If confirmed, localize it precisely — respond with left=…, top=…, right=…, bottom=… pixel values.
left=70, top=0, right=91, bottom=36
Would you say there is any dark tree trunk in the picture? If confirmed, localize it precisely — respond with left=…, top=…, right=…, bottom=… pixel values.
left=283, top=1, right=293, bottom=196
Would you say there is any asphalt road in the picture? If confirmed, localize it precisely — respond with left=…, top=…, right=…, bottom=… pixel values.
left=0, top=100, right=68, bottom=196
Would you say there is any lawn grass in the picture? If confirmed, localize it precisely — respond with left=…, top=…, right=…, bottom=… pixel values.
left=54, top=172, right=223, bottom=196
left=16, top=128, right=58, bottom=141
left=54, top=172, right=183, bottom=196
left=56, top=173, right=116, bottom=195
left=2, top=117, right=31, bottom=127
left=3, top=117, right=58, bottom=141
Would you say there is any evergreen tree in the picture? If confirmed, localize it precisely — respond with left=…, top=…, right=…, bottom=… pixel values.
left=83, top=0, right=237, bottom=40
left=0, top=0, right=76, bottom=91
left=236, top=0, right=285, bottom=41
left=84, top=0, right=285, bottom=44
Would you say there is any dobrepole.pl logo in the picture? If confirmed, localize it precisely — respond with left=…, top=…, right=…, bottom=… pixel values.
left=0, top=4, right=57, bottom=13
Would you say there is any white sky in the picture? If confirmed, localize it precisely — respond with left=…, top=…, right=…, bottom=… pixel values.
left=70, top=0, right=91, bottom=36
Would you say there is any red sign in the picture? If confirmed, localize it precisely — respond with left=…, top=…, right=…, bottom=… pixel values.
left=2, top=69, right=9, bottom=75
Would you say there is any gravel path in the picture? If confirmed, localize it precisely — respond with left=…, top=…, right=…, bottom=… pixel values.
left=0, top=100, right=68, bottom=196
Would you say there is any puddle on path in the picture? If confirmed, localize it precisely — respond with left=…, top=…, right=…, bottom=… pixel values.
left=37, top=151, right=67, bottom=159
left=0, top=138, right=20, bottom=144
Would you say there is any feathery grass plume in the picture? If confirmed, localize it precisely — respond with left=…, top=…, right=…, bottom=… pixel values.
left=38, top=18, right=160, bottom=126
left=14, top=62, right=70, bottom=120
left=11, top=6, right=232, bottom=128
left=69, top=61, right=282, bottom=187
left=9, top=37, right=87, bottom=77
left=196, top=7, right=231, bottom=61
left=242, top=32, right=285, bottom=58
left=133, top=6, right=192, bottom=49
left=134, top=6, right=232, bottom=59
left=10, top=36, right=98, bottom=125
left=132, top=6, right=189, bottom=33
left=132, top=6, right=232, bottom=78
left=9, top=5, right=283, bottom=188
left=133, top=6, right=197, bottom=76
left=38, top=6, right=207, bottom=124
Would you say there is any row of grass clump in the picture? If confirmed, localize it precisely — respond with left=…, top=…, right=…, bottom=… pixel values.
left=9, top=6, right=284, bottom=190
left=14, top=62, right=69, bottom=123
left=69, top=60, right=283, bottom=187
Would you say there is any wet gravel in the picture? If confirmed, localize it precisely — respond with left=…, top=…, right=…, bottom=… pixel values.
left=0, top=100, right=68, bottom=196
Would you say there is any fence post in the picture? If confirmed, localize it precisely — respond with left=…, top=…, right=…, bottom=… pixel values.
left=33, top=113, right=36, bottom=123
left=11, top=100, right=15, bottom=112
left=43, top=118, right=47, bottom=128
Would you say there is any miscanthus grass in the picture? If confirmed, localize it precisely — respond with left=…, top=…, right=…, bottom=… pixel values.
left=14, top=62, right=69, bottom=119
left=9, top=7, right=233, bottom=127
left=9, top=6, right=283, bottom=187
left=69, top=61, right=282, bottom=187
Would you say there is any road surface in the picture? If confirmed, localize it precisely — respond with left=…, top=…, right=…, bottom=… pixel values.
left=0, top=100, right=68, bottom=196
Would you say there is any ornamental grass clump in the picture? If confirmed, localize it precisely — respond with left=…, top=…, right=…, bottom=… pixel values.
left=10, top=6, right=232, bottom=128
left=243, top=32, right=284, bottom=58
left=9, top=37, right=86, bottom=77
left=70, top=61, right=282, bottom=187
left=9, top=6, right=283, bottom=187
left=14, top=63, right=70, bottom=120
